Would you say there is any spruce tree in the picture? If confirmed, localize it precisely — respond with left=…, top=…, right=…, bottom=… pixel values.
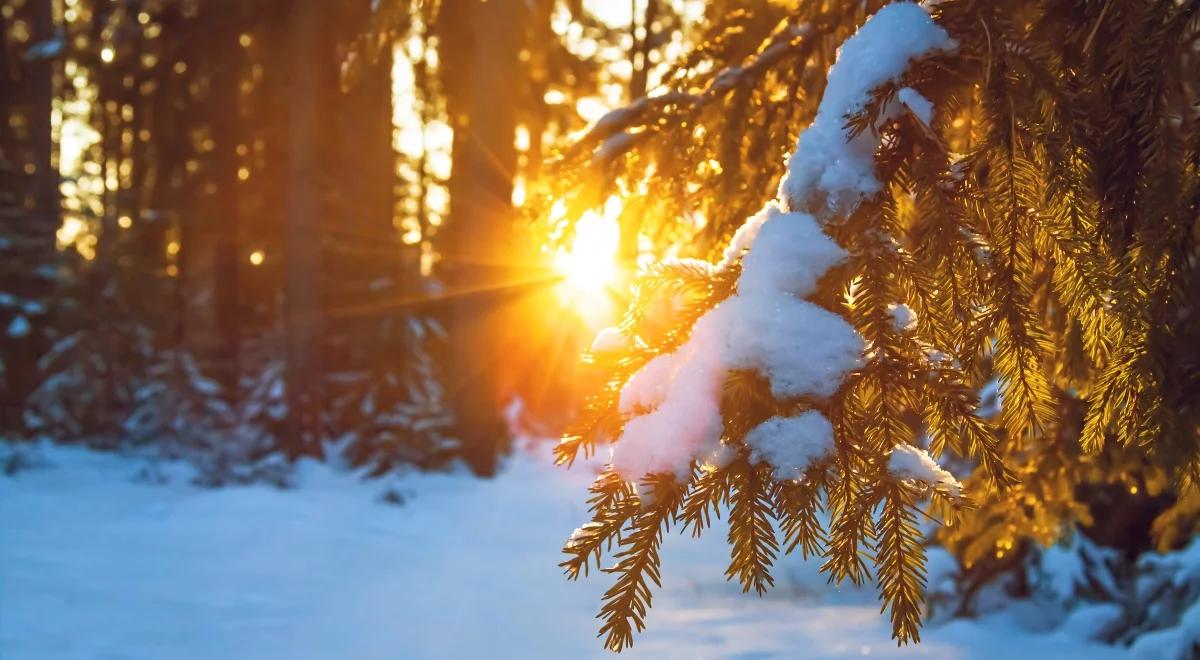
left=546, top=0, right=1200, bottom=651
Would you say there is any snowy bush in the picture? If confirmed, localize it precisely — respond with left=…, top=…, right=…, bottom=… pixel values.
left=927, top=527, right=1200, bottom=659
left=24, top=323, right=153, bottom=441
left=326, top=315, right=458, bottom=475
left=1124, top=539, right=1200, bottom=659
left=123, top=350, right=290, bottom=487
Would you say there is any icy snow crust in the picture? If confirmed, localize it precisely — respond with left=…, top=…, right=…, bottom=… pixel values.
left=608, top=3, right=956, bottom=481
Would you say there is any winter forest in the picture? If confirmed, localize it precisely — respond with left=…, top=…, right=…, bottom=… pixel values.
left=2, top=0, right=1200, bottom=658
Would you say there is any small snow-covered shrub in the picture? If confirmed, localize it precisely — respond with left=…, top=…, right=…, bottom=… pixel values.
left=122, top=350, right=287, bottom=486
left=1123, top=539, right=1200, bottom=659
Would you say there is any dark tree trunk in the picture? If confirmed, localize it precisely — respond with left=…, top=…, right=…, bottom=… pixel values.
left=0, top=0, right=59, bottom=434
left=283, top=0, right=327, bottom=457
left=26, top=0, right=55, bottom=229
left=170, top=3, right=243, bottom=411
left=325, top=0, right=400, bottom=397
left=208, top=4, right=243, bottom=404
left=440, top=0, right=530, bottom=476
left=629, top=0, right=660, bottom=99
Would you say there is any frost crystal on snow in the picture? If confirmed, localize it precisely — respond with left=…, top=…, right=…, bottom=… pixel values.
left=888, top=443, right=962, bottom=498
left=608, top=2, right=957, bottom=480
left=745, top=412, right=834, bottom=480
left=778, top=2, right=954, bottom=217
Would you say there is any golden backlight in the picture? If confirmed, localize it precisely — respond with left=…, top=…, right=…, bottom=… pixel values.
left=552, top=199, right=621, bottom=297
left=546, top=197, right=624, bottom=328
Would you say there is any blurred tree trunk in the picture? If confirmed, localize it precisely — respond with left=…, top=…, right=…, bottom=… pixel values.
left=439, top=0, right=531, bottom=476
left=24, top=0, right=55, bottom=230
left=335, top=1, right=396, bottom=255
left=283, top=0, right=327, bottom=457
left=629, top=0, right=659, bottom=99
left=0, top=0, right=58, bottom=433
left=174, top=1, right=242, bottom=402
left=208, top=2, right=243, bottom=404
left=325, top=0, right=400, bottom=401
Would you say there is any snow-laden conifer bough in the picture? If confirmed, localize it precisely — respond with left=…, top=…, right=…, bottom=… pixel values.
left=561, top=3, right=972, bottom=651
left=591, top=3, right=961, bottom=506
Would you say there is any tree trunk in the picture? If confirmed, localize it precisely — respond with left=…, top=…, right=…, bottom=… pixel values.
left=629, top=0, right=659, bottom=99
left=440, top=0, right=531, bottom=476
left=283, top=0, right=326, bottom=457
left=208, top=3, right=243, bottom=404
left=0, top=0, right=58, bottom=434
left=326, top=0, right=399, bottom=392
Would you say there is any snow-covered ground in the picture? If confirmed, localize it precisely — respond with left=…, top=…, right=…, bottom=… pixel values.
left=1, top=443, right=1129, bottom=659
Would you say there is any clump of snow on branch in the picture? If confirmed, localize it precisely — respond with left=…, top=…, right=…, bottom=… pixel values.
left=736, top=203, right=847, bottom=295
left=1128, top=538, right=1200, bottom=659
left=897, top=87, right=934, bottom=126
left=613, top=312, right=728, bottom=477
left=744, top=412, right=834, bottom=480
left=1037, top=534, right=1121, bottom=604
left=721, top=293, right=862, bottom=400
left=717, top=203, right=773, bottom=270
left=564, top=522, right=603, bottom=551
left=603, top=2, right=956, bottom=481
left=611, top=207, right=861, bottom=479
left=889, top=303, right=917, bottom=332
left=889, top=443, right=963, bottom=498
left=778, top=2, right=955, bottom=217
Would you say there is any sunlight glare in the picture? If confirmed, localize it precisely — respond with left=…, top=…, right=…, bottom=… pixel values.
left=553, top=197, right=621, bottom=297
left=584, top=0, right=633, bottom=28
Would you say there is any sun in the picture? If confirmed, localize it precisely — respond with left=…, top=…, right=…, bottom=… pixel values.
left=554, top=249, right=615, bottom=294
left=552, top=200, right=621, bottom=296
left=548, top=198, right=624, bottom=327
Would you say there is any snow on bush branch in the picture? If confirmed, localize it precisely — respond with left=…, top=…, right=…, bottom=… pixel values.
left=593, top=2, right=959, bottom=494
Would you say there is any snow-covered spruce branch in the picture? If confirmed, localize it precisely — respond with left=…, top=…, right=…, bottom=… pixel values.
left=561, top=3, right=977, bottom=651
left=591, top=0, right=960, bottom=507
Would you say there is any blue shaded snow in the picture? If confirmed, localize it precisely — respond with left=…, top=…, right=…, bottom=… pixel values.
left=0, top=443, right=1128, bottom=659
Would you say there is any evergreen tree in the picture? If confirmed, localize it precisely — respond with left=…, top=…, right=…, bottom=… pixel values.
left=5, top=0, right=467, bottom=475
left=547, top=0, right=1200, bottom=650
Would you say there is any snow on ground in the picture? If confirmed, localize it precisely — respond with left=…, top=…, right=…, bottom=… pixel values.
left=0, top=443, right=1130, bottom=659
